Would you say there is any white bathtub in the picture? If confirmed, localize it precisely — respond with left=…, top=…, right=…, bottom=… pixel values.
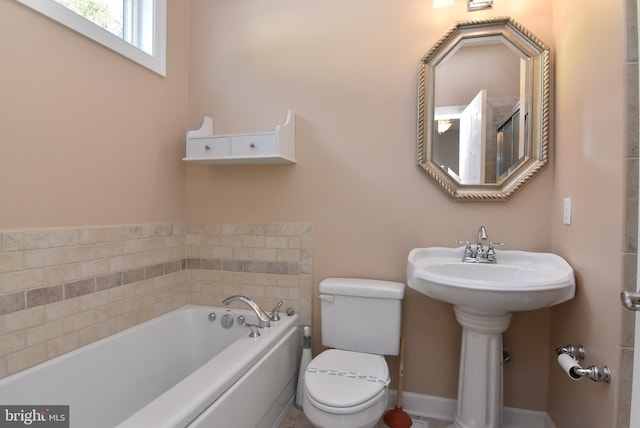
left=0, top=305, right=300, bottom=428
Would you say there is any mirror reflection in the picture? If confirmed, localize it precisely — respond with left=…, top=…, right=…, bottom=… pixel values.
left=418, top=17, right=550, bottom=200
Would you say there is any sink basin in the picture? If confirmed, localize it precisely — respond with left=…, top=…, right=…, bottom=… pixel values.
left=407, top=246, right=575, bottom=312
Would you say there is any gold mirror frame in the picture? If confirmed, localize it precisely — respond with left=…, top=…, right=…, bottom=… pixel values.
left=417, top=17, right=550, bottom=200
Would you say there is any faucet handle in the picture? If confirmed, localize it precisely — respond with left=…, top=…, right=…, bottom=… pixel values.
left=456, top=240, right=473, bottom=254
left=239, top=319, right=261, bottom=338
left=456, top=240, right=472, bottom=250
left=488, top=242, right=506, bottom=251
left=486, top=242, right=505, bottom=263
left=269, top=301, right=283, bottom=321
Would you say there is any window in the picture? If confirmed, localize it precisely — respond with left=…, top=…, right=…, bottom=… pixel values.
left=15, top=0, right=166, bottom=76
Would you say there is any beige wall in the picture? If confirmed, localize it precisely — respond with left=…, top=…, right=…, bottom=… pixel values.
left=550, top=0, right=628, bottom=427
left=186, top=0, right=557, bottom=410
left=0, top=0, right=189, bottom=227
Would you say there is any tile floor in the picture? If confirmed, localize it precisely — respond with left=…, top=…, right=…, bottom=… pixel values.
left=279, top=406, right=451, bottom=428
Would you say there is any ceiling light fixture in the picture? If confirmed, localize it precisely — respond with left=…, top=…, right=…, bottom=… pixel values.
left=438, top=119, right=453, bottom=135
left=468, top=0, right=493, bottom=10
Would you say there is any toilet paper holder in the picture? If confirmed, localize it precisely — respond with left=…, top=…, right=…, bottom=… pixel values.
left=555, top=344, right=611, bottom=383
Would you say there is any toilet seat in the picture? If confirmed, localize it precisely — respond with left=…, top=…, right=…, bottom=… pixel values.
left=304, top=349, right=389, bottom=409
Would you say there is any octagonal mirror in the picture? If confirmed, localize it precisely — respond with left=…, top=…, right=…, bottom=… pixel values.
left=417, top=17, right=550, bottom=200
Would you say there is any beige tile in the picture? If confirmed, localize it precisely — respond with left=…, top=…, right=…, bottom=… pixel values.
left=23, top=248, right=63, bottom=269
left=44, top=264, right=81, bottom=285
left=78, top=259, right=110, bottom=279
left=95, top=301, right=125, bottom=323
left=203, top=234, right=243, bottom=247
left=1, top=269, right=44, bottom=293
left=244, top=235, right=266, bottom=248
left=6, top=344, right=47, bottom=375
left=78, top=322, right=112, bottom=347
left=288, top=237, right=301, bottom=249
left=26, top=319, right=62, bottom=347
left=125, top=237, right=161, bottom=255
left=266, top=236, right=289, bottom=249
left=0, top=329, right=26, bottom=356
left=63, top=245, right=96, bottom=263
left=4, top=306, right=45, bottom=333
left=76, top=290, right=109, bottom=312
left=254, top=248, right=278, bottom=261
left=231, top=272, right=254, bottom=285
left=233, top=247, right=255, bottom=260
left=143, top=237, right=165, bottom=251
left=617, top=347, right=634, bottom=428
left=0, top=252, right=23, bottom=273
left=266, top=287, right=291, bottom=300
left=46, top=332, right=80, bottom=360
left=45, top=298, right=81, bottom=322
left=62, top=310, right=95, bottom=334
left=277, top=249, right=300, bottom=262
left=255, top=274, right=278, bottom=286
left=153, top=248, right=175, bottom=264
left=18, top=229, right=79, bottom=250
left=212, top=246, right=234, bottom=259
left=277, top=275, right=300, bottom=288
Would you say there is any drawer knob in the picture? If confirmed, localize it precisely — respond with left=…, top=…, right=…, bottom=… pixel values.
left=250, top=143, right=256, bottom=148
left=204, top=145, right=211, bottom=150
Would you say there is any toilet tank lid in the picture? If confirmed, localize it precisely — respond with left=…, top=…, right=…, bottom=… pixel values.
left=319, top=278, right=405, bottom=299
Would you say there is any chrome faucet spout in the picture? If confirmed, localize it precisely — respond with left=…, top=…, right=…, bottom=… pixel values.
left=476, top=225, right=488, bottom=257
left=222, top=295, right=271, bottom=328
left=477, top=226, right=488, bottom=247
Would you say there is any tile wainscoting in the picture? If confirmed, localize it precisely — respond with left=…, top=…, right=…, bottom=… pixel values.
left=0, top=223, right=312, bottom=379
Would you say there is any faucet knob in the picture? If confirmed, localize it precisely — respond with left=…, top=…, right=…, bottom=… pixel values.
left=239, top=319, right=261, bottom=338
left=456, top=240, right=472, bottom=252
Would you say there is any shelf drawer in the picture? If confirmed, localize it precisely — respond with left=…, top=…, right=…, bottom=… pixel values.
left=186, top=136, right=230, bottom=158
left=231, top=134, right=277, bottom=157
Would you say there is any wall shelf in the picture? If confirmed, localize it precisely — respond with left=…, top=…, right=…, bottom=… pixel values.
left=182, top=110, right=295, bottom=165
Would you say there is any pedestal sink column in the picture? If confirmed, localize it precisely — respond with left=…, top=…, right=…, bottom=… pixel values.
left=452, top=305, right=512, bottom=428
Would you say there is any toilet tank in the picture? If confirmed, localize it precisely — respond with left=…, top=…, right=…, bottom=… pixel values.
left=319, top=278, right=405, bottom=356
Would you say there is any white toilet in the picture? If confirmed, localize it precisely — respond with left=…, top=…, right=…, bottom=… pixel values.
left=302, top=278, right=405, bottom=428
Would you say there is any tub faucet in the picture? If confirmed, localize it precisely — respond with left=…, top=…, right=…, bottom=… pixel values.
left=222, top=295, right=271, bottom=328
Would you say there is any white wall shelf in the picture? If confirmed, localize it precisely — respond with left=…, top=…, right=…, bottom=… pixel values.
left=183, top=110, right=295, bottom=165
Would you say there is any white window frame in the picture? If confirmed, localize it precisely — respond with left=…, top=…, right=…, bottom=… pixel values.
left=15, top=0, right=166, bottom=76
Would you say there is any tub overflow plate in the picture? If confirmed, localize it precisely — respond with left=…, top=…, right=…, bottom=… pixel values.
left=221, top=313, right=234, bottom=329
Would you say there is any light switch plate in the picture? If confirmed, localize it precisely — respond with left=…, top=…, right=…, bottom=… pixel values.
left=563, top=198, right=572, bottom=225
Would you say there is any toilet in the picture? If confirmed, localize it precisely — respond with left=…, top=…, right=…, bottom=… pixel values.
left=302, top=278, right=405, bottom=428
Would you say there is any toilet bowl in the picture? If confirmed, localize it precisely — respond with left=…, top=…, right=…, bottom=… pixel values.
left=302, top=350, right=389, bottom=428
left=301, top=278, right=405, bottom=428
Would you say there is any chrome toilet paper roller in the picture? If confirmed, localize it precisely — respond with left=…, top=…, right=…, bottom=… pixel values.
left=555, top=344, right=611, bottom=383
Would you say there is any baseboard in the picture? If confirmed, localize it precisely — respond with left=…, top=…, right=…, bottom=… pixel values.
left=387, top=390, right=557, bottom=428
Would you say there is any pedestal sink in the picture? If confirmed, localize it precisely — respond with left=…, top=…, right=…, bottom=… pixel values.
left=407, top=247, right=575, bottom=428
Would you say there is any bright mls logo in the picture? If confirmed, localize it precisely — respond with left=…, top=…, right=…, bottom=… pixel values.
left=0, top=406, right=69, bottom=427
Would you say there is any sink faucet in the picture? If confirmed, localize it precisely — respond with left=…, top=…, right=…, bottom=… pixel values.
left=457, top=225, right=504, bottom=263
left=476, top=225, right=488, bottom=258
left=222, top=295, right=271, bottom=328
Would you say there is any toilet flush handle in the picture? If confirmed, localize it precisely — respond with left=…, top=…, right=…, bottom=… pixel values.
left=319, top=294, right=334, bottom=303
